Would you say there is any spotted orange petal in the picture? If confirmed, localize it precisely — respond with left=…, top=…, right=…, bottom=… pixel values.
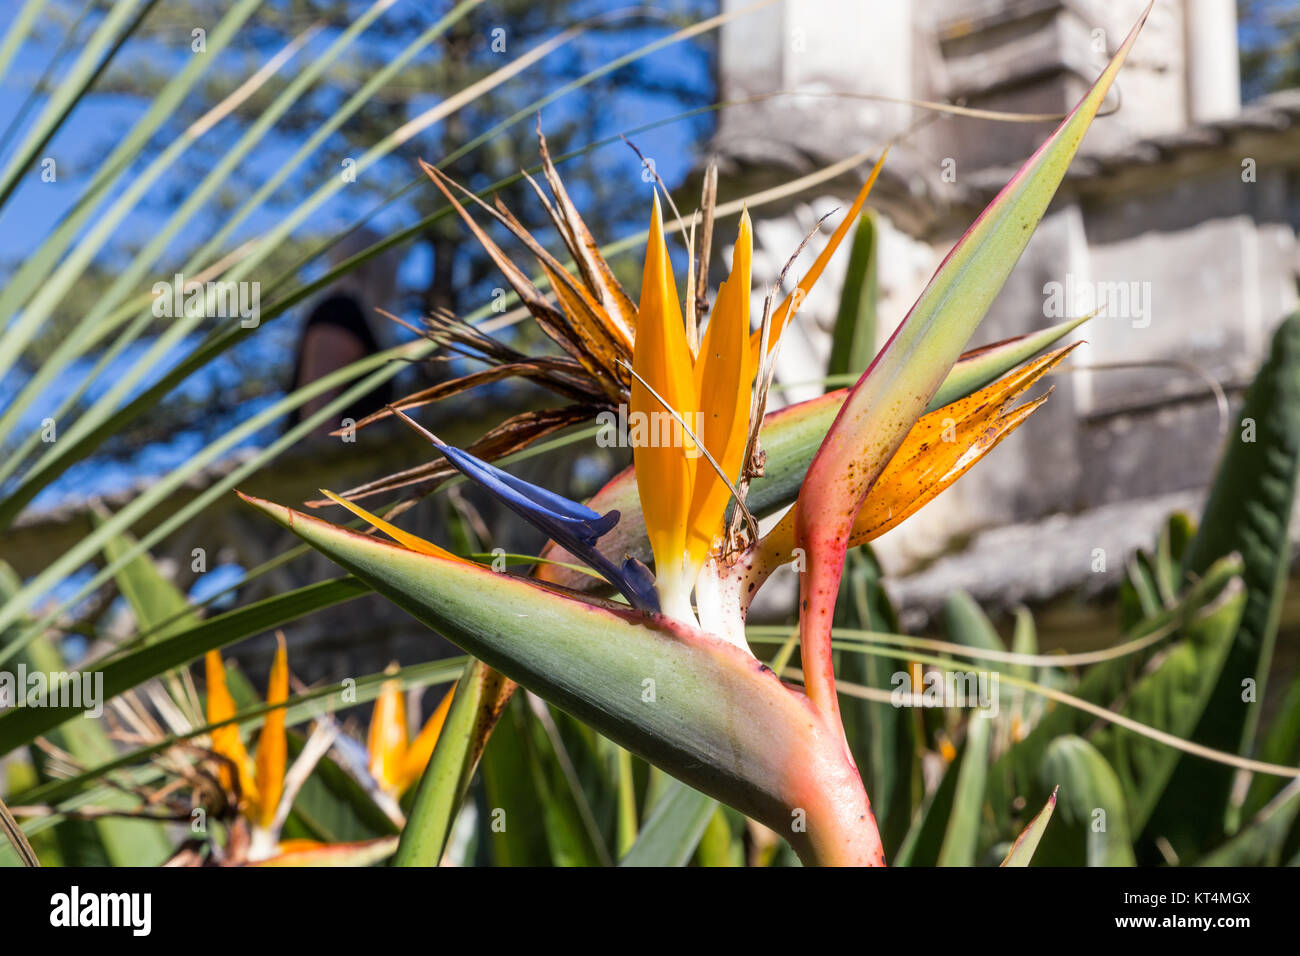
left=756, top=345, right=1075, bottom=568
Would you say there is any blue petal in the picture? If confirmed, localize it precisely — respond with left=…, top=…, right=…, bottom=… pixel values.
left=431, top=441, right=659, bottom=612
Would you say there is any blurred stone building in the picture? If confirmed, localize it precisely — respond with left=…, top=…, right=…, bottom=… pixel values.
left=714, top=0, right=1300, bottom=640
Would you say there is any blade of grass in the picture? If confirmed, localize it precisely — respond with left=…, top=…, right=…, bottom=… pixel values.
left=0, top=792, right=39, bottom=866
left=615, top=746, right=638, bottom=856
left=0, top=0, right=45, bottom=88
left=10, top=11, right=585, bottom=492
left=0, top=0, right=153, bottom=212
left=936, top=715, right=991, bottom=866
left=0, top=0, right=262, bottom=378
left=0, top=577, right=368, bottom=752
left=0, top=8, right=338, bottom=447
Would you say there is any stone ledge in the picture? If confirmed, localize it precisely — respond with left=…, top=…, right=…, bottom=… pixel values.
left=958, top=90, right=1300, bottom=199
left=885, top=487, right=1300, bottom=632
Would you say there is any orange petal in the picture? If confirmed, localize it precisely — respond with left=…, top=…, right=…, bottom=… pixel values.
left=757, top=345, right=1073, bottom=564
left=748, top=151, right=888, bottom=365
left=367, top=672, right=408, bottom=798
left=396, top=682, right=457, bottom=794
left=319, top=489, right=466, bottom=562
left=274, top=838, right=329, bottom=854
left=252, top=835, right=399, bottom=867
left=631, top=196, right=698, bottom=608
left=685, top=211, right=754, bottom=572
left=848, top=391, right=1049, bottom=542
left=204, top=650, right=258, bottom=810
left=251, top=633, right=289, bottom=828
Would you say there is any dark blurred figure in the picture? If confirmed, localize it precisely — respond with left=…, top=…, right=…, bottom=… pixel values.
left=287, top=292, right=392, bottom=433
left=287, top=229, right=399, bottom=436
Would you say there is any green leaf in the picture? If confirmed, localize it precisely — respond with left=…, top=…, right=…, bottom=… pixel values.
left=0, top=0, right=43, bottom=89
left=1157, top=311, right=1300, bottom=842
left=480, top=695, right=556, bottom=866
left=1197, top=781, right=1300, bottom=866
left=97, top=517, right=199, bottom=642
left=0, top=577, right=368, bottom=753
left=937, top=716, right=992, bottom=866
left=1000, top=788, right=1055, bottom=866
left=1009, top=606, right=1037, bottom=683
left=518, top=696, right=611, bottom=866
left=1153, top=513, right=1193, bottom=604
left=894, top=737, right=963, bottom=867
left=1033, top=737, right=1135, bottom=866
left=1246, top=674, right=1300, bottom=820
left=1126, top=552, right=1163, bottom=621
left=619, top=778, right=717, bottom=867
left=827, top=211, right=878, bottom=385
left=838, top=548, right=917, bottom=857
left=396, top=658, right=509, bottom=867
left=615, top=747, right=638, bottom=857
left=247, top=494, right=874, bottom=864
left=695, top=808, right=742, bottom=867
left=1092, top=572, right=1247, bottom=841
left=942, top=591, right=1006, bottom=655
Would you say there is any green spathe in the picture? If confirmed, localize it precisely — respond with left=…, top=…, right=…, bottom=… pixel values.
left=241, top=492, right=881, bottom=865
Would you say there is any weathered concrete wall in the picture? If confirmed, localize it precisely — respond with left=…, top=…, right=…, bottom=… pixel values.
left=713, top=0, right=1300, bottom=633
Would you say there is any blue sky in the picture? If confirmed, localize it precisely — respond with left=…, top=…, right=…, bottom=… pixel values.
left=0, top=1, right=713, bottom=511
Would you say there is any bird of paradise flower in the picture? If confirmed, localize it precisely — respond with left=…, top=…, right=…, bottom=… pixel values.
left=196, top=637, right=451, bottom=865
left=243, top=3, right=1151, bottom=866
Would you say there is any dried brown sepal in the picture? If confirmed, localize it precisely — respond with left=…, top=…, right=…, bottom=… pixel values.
left=306, top=405, right=599, bottom=508
left=535, top=123, right=638, bottom=344
left=337, top=358, right=596, bottom=436
left=418, top=160, right=593, bottom=370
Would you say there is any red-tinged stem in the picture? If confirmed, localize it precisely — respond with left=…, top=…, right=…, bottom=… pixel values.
left=785, top=726, right=886, bottom=867
left=794, top=516, right=851, bottom=724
